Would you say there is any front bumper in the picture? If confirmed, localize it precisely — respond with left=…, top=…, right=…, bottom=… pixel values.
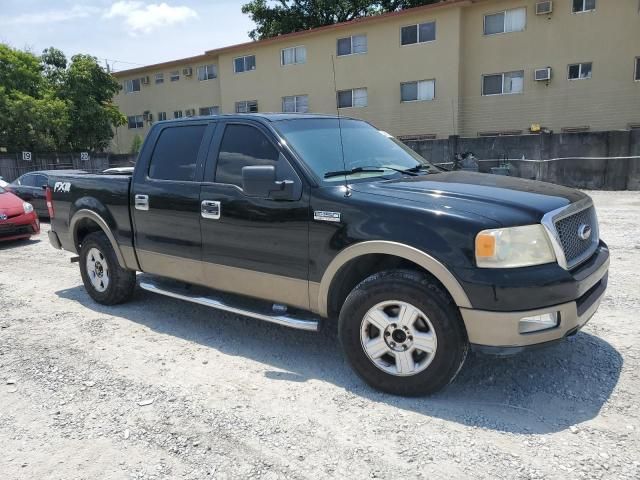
left=460, top=247, right=609, bottom=351
left=0, top=212, right=40, bottom=241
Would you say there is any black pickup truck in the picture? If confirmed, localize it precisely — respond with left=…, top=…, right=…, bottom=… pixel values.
left=47, top=114, right=609, bottom=396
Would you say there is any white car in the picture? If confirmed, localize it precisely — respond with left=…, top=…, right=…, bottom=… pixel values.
left=0, top=177, right=9, bottom=188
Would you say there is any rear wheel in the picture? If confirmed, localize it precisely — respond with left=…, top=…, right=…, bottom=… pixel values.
left=79, top=231, right=136, bottom=305
left=339, top=270, right=468, bottom=396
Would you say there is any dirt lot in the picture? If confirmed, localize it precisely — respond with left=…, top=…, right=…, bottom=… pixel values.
left=1, top=191, right=639, bottom=480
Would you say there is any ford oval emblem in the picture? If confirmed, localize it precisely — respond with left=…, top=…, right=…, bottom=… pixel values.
left=578, top=224, right=592, bottom=241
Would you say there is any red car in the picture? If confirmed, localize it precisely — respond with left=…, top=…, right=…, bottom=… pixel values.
left=0, top=185, right=40, bottom=241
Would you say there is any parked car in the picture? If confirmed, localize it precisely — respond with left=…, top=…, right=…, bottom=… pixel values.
left=46, top=114, right=609, bottom=396
left=0, top=185, right=40, bottom=241
left=8, top=170, right=86, bottom=219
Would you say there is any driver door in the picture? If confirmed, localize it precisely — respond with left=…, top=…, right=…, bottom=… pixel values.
left=199, top=120, right=310, bottom=309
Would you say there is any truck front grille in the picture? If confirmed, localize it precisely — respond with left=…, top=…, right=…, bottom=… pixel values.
left=544, top=200, right=599, bottom=270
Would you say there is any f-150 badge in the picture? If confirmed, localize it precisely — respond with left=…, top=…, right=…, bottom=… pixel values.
left=314, top=211, right=341, bottom=222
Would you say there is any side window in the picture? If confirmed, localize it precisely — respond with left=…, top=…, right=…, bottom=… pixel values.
left=33, top=174, right=47, bottom=187
left=20, top=174, right=36, bottom=187
left=148, top=125, right=206, bottom=182
left=215, top=124, right=279, bottom=188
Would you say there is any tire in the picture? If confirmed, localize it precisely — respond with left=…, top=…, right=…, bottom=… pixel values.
left=339, top=269, right=468, bottom=396
left=79, top=231, right=136, bottom=305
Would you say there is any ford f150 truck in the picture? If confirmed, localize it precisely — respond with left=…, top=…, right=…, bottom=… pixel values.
left=47, top=114, right=609, bottom=396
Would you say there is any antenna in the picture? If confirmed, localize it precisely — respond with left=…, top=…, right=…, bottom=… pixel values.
left=330, top=54, right=350, bottom=195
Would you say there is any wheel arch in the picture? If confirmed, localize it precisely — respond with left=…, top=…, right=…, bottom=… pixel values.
left=316, top=241, right=472, bottom=318
left=70, top=209, right=127, bottom=269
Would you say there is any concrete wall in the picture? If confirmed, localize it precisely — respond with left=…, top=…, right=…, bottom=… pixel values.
left=405, top=129, right=640, bottom=190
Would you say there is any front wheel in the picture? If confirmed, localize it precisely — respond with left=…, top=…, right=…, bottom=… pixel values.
left=339, top=270, right=468, bottom=396
left=79, top=231, right=136, bottom=305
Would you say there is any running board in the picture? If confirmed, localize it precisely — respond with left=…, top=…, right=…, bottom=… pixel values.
left=138, top=275, right=320, bottom=331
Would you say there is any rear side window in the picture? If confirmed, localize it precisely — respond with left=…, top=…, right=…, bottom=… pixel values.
left=19, top=174, right=36, bottom=186
left=148, top=125, right=206, bottom=181
left=215, top=124, right=279, bottom=187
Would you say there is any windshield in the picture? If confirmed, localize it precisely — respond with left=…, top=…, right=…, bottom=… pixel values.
left=273, top=118, right=434, bottom=183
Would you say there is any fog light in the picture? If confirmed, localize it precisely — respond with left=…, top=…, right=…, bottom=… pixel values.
left=519, top=312, right=559, bottom=334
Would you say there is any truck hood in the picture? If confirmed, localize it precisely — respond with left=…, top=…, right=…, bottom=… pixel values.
left=351, top=171, right=587, bottom=226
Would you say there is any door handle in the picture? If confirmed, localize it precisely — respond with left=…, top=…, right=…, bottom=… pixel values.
left=135, top=194, right=149, bottom=211
left=201, top=200, right=220, bottom=219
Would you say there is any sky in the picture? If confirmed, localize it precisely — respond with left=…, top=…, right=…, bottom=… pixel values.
left=0, top=0, right=256, bottom=71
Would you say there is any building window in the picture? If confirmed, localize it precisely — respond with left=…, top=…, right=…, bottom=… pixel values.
left=155, top=73, right=164, bottom=84
left=281, top=46, right=306, bottom=65
left=158, top=112, right=167, bottom=121
left=174, top=110, right=183, bottom=119
left=337, top=88, right=367, bottom=108
left=235, top=100, right=258, bottom=113
left=337, top=35, right=367, bottom=56
left=400, top=21, right=436, bottom=46
left=635, top=57, right=640, bottom=81
left=573, top=0, right=596, bottom=13
left=234, top=55, right=256, bottom=73
left=482, top=71, right=524, bottom=95
left=197, top=64, right=217, bottom=81
left=282, top=95, right=309, bottom=113
left=484, top=8, right=526, bottom=35
left=568, top=62, right=592, bottom=80
left=401, top=80, right=435, bottom=102
left=124, top=78, right=141, bottom=94
left=199, top=106, right=220, bottom=116
left=127, top=115, right=144, bottom=129
left=170, top=71, right=180, bottom=82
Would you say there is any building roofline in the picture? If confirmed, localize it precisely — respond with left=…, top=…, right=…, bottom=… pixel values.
left=112, top=0, right=473, bottom=78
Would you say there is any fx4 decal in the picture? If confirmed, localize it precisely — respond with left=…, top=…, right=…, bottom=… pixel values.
left=54, top=182, right=71, bottom=193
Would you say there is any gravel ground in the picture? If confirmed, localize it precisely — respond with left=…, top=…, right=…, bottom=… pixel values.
left=1, top=190, right=639, bottom=480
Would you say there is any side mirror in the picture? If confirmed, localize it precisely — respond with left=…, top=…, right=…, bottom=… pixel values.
left=242, top=165, right=296, bottom=200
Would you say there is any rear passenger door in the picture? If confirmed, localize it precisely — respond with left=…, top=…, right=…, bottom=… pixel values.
left=132, top=121, right=215, bottom=284
left=199, top=120, right=311, bottom=310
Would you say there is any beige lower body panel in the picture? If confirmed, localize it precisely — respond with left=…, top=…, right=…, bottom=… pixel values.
left=460, top=288, right=605, bottom=348
left=137, top=250, right=311, bottom=311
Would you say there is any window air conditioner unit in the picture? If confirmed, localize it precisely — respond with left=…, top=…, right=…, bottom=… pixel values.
left=141, top=76, right=150, bottom=85
left=534, top=67, right=552, bottom=81
left=535, top=1, right=553, bottom=15
left=185, top=108, right=195, bottom=117
left=183, top=67, right=193, bottom=77
left=143, top=111, right=153, bottom=121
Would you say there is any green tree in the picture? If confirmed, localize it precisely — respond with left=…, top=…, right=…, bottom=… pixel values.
left=0, top=44, right=125, bottom=152
left=61, top=54, right=126, bottom=151
left=241, top=0, right=442, bottom=40
left=130, top=134, right=143, bottom=154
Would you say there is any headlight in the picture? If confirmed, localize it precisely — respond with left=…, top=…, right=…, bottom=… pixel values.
left=23, top=202, right=34, bottom=214
left=475, top=224, right=556, bottom=268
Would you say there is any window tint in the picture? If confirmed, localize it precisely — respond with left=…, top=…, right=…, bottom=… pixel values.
left=215, top=124, right=279, bottom=187
left=401, top=25, right=418, bottom=45
left=337, top=37, right=352, bottom=56
left=19, top=174, right=36, bottom=187
left=573, top=0, right=596, bottom=12
left=401, top=80, right=435, bottom=102
left=148, top=125, right=206, bottom=182
left=568, top=62, right=592, bottom=80
left=33, top=174, right=47, bottom=187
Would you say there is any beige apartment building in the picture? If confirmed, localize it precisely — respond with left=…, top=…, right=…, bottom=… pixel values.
left=111, top=0, right=640, bottom=153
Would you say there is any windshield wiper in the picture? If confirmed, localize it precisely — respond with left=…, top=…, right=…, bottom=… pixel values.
left=324, top=167, right=385, bottom=178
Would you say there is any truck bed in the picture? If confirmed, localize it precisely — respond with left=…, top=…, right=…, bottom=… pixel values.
left=48, top=173, right=134, bottom=260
